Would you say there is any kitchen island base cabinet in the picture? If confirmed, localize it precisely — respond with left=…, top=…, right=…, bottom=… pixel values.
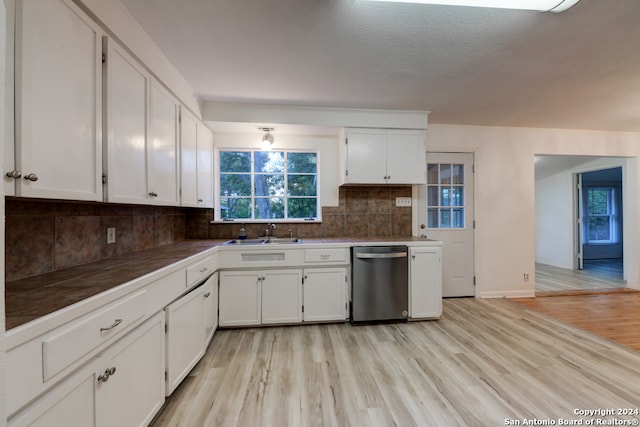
left=8, top=312, right=165, bottom=427
left=219, top=270, right=302, bottom=327
left=409, top=247, right=443, bottom=320
left=303, top=268, right=349, bottom=322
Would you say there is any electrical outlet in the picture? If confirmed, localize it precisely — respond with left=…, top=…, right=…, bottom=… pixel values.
left=107, top=227, right=116, bottom=244
left=395, top=197, right=412, bottom=207
left=524, top=273, right=530, bottom=281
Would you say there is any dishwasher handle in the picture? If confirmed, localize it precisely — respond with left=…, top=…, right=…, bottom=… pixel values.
left=355, top=252, right=407, bottom=259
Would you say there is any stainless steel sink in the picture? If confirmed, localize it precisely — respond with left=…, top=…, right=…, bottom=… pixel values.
left=264, top=238, right=302, bottom=244
left=222, top=238, right=302, bottom=245
left=223, top=238, right=267, bottom=245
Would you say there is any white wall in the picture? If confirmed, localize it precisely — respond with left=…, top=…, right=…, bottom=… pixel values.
left=535, top=172, right=574, bottom=268
left=212, top=132, right=341, bottom=209
left=426, top=124, right=640, bottom=298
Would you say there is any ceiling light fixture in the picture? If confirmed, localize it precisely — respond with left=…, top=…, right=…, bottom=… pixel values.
left=362, top=0, right=580, bottom=13
left=259, top=127, right=275, bottom=151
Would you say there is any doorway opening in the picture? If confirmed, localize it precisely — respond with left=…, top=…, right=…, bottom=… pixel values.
left=535, top=156, right=628, bottom=295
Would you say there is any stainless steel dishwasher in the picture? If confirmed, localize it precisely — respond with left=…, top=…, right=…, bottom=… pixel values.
left=351, top=246, right=409, bottom=322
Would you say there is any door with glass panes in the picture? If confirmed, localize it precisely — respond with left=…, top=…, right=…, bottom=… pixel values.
left=418, top=153, right=475, bottom=297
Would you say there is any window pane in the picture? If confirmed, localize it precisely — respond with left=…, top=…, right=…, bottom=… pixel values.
left=427, top=164, right=439, bottom=184
left=588, top=188, right=610, bottom=215
left=255, top=174, right=284, bottom=197
left=428, top=208, right=439, bottom=228
left=255, top=198, right=284, bottom=219
left=451, top=187, right=464, bottom=207
left=288, top=175, right=317, bottom=196
left=453, top=208, right=464, bottom=228
left=288, top=198, right=317, bottom=218
left=220, top=197, right=251, bottom=219
left=254, top=151, right=284, bottom=173
left=452, top=164, right=464, bottom=185
left=427, top=186, right=439, bottom=206
left=588, top=216, right=611, bottom=241
left=440, top=164, right=451, bottom=185
left=440, top=209, right=451, bottom=227
left=220, top=174, right=251, bottom=196
left=220, top=151, right=250, bottom=173
left=287, top=153, right=317, bottom=173
left=441, top=188, right=451, bottom=207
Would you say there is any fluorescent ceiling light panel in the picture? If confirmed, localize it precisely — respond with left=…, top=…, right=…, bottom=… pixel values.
left=363, top=0, right=581, bottom=13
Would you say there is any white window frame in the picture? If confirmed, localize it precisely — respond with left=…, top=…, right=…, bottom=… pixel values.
left=213, top=148, right=321, bottom=223
left=585, top=185, right=617, bottom=244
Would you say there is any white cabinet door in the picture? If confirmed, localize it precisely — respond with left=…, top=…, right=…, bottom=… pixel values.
left=345, top=128, right=387, bottom=184
left=14, top=0, right=102, bottom=200
left=386, top=130, right=426, bottom=184
left=196, top=121, right=214, bottom=207
left=219, top=271, right=261, bottom=327
left=165, top=286, right=205, bottom=396
left=96, top=313, right=165, bottom=427
left=203, top=272, right=219, bottom=347
left=409, top=247, right=443, bottom=319
left=148, top=81, right=179, bottom=205
left=262, top=269, right=303, bottom=325
left=8, top=367, right=97, bottom=427
left=303, top=268, right=348, bottom=322
left=180, top=109, right=199, bottom=206
left=180, top=109, right=213, bottom=208
left=104, top=40, right=149, bottom=204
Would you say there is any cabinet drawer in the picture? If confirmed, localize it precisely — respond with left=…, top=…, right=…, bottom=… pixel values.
left=186, top=256, right=216, bottom=288
left=304, top=248, right=348, bottom=263
left=42, top=290, right=146, bottom=381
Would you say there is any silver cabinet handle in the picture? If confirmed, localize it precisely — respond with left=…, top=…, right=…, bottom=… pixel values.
left=320, top=254, right=330, bottom=260
left=24, top=173, right=38, bottom=182
left=6, top=170, right=21, bottom=179
left=100, top=318, right=123, bottom=332
left=204, top=292, right=211, bottom=298
left=148, top=191, right=158, bottom=197
left=198, top=199, right=203, bottom=203
left=355, top=252, right=407, bottom=259
left=97, top=367, right=117, bottom=383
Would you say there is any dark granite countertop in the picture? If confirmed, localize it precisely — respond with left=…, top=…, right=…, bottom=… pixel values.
left=5, top=236, right=437, bottom=331
left=5, top=240, right=224, bottom=330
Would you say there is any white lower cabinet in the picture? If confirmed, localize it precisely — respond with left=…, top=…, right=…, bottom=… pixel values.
left=219, top=269, right=302, bottom=327
left=203, top=272, right=219, bottom=347
left=409, top=247, right=443, bottom=319
left=165, top=285, right=205, bottom=396
left=303, top=268, right=349, bottom=322
left=9, top=313, right=165, bottom=427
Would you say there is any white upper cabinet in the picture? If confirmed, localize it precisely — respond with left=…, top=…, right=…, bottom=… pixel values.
left=344, top=128, right=426, bottom=185
left=104, top=39, right=179, bottom=205
left=10, top=0, right=103, bottom=200
left=180, top=108, right=213, bottom=208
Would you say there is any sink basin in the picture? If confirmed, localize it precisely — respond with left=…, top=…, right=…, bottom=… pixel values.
left=222, top=238, right=302, bottom=245
left=223, top=238, right=267, bottom=245
left=265, top=238, right=302, bottom=244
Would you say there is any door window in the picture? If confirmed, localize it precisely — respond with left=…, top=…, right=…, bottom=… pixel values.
left=427, top=163, right=465, bottom=229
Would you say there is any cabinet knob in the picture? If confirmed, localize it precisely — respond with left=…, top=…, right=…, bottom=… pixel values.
left=204, top=292, right=211, bottom=298
left=148, top=191, right=158, bottom=197
left=5, top=170, right=21, bottom=179
left=24, top=173, right=38, bottom=182
left=97, top=367, right=117, bottom=383
left=198, top=199, right=203, bottom=203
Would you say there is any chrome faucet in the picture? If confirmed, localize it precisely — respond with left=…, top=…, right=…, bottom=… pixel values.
left=265, top=223, right=276, bottom=237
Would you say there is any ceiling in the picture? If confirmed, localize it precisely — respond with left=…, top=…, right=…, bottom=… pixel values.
left=118, top=0, right=640, bottom=132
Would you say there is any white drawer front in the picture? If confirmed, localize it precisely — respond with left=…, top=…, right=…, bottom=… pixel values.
left=186, top=256, right=216, bottom=287
left=42, top=290, right=146, bottom=381
left=304, top=248, right=348, bottom=263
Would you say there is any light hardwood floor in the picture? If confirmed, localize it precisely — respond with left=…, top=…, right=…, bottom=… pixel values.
left=536, top=261, right=626, bottom=294
left=151, top=299, right=640, bottom=427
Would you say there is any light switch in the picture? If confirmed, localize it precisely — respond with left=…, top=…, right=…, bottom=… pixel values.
left=107, top=227, right=116, bottom=244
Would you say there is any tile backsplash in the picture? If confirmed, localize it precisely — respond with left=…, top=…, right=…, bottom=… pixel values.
left=5, top=198, right=187, bottom=282
left=187, top=186, right=413, bottom=240
left=5, top=186, right=413, bottom=281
